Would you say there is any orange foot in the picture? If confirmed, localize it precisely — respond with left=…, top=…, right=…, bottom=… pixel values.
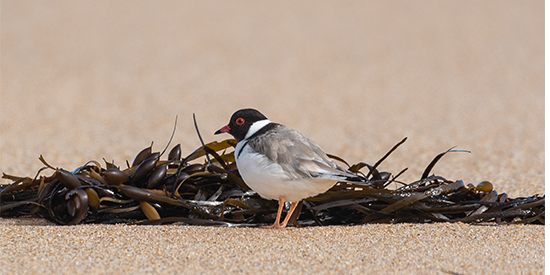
left=261, top=197, right=300, bottom=229
left=261, top=223, right=282, bottom=229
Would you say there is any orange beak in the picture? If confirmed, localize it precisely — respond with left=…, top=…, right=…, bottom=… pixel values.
left=214, top=125, right=230, bottom=135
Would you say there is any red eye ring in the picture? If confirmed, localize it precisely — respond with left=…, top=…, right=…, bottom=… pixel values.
left=235, top=118, right=245, bottom=125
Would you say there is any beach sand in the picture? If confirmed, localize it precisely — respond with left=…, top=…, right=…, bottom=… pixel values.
left=0, top=1, right=544, bottom=274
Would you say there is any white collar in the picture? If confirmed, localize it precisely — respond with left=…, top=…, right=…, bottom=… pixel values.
left=244, top=119, right=271, bottom=140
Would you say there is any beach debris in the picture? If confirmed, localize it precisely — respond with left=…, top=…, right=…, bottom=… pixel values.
left=0, top=120, right=544, bottom=227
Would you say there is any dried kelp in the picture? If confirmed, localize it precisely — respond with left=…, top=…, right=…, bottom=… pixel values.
left=0, top=137, right=544, bottom=227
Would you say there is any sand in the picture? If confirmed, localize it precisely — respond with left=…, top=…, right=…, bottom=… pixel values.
left=0, top=1, right=544, bottom=274
left=0, top=218, right=544, bottom=275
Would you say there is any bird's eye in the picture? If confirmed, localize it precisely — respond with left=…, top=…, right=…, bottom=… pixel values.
left=235, top=118, right=245, bottom=125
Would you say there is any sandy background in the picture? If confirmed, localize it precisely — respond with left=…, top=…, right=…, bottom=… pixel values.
left=0, top=1, right=544, bottom=274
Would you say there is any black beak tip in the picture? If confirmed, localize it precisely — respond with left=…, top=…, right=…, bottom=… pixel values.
left=215, top=125, right=230, bottom=135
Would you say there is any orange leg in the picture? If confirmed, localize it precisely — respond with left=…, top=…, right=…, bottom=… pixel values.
left=262, top=196, right=300, bottom=229
left=262, top=196, right=285, bottom=229
left=279, top=201, right=300, bottom=228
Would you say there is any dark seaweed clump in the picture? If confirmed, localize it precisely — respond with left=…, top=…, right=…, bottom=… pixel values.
left=0, top=133, right=544, bottom=227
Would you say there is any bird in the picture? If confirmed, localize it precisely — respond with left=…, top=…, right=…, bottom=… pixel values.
left=214, top=108, right=362, bottom=229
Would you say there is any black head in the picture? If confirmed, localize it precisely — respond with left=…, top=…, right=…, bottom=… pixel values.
left=214, top=108, right=268, bottom=142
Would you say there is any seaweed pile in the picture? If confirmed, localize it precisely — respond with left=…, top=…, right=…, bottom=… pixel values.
left=0, top=135, right=544, bottom=227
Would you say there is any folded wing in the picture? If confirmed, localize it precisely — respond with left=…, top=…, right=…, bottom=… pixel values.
left=246, top=124, right=360, bottom=181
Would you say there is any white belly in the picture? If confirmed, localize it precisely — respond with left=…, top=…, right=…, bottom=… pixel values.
left=236, top=142, right=338, bottom=202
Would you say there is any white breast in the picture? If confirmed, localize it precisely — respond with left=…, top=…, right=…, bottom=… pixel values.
left=235, top=141, right=339, bottom=202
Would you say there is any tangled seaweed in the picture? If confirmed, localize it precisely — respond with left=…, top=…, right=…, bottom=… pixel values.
left=0, top=122, right=544, bottom=227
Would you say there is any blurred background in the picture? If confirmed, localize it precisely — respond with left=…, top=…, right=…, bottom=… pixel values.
left=0, top=1, right=543, bottom=196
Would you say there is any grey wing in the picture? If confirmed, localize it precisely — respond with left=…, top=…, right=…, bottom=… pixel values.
left=248, top=125, right=357, bottom=180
